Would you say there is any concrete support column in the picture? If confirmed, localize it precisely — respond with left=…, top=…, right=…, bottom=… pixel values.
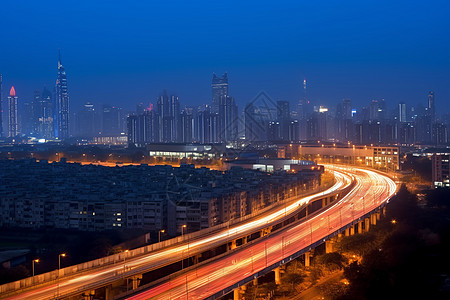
left=325, top=240, right=333, bottom=253
left=274, top=267, right=281, bottom=285
left=233, top=288, right=241, bottom=300
left=105, top=285, right=112, bottom=300
left=370, top=214, right=377, bottom=226
left=252, top=278, right=258, bottom=286
left=242, top=236, right=248, bottom=245
left=193, top=254, right=201, bottom=264
left=344, top=228, right=350, bottom=236
left=364, top=218, right=370, bottom=232
left=305, top=251, right=311, bottom=267
left=376, top=212, right=381, bottom=221
left=130, top=274, right=142, bottom=290
left=358, top=221, right=363, bottom=234
left=349, top=225, right=355, bottom=235
left=230, top=240, right=237, bottom=250
left=322, top=198, right=327, bottom=207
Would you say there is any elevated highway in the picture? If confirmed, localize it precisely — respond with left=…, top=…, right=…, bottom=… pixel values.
left=1, top=165, right=397, bottom=300
left=122, top=165, right=397, bottom=299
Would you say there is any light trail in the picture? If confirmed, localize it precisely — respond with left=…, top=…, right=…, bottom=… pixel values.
left=125, top=165, right=397, bottom=300
left=3, top=169, right=353, bottom=300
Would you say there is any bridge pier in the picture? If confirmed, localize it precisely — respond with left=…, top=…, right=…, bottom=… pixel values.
left=193, top=254, right=201, bottom=264
left=350, top=225, right=355, bottom=235
left=130, top=274, right=142, bottom=290
left=376, top=212, right=381, bottom=221
left=305, top=251, right=311, bottom=267
left=253, top=277, right=258, bottom=285
left=229, top=240, right=237, bottom=251
left=105, top=285, right=112, bottom=300
left=233, top=288, right=241, bottom=300
left=370, top=214, right=377, bottom=226
left=274, top=267, right=281, bottom=285
left=325, top=239, right=334, bottom=253
left=364, top=218, right=370, bottom=232
left=358, top=221, right=363, bottom=233
left=344, top=228, right=350, bottom=236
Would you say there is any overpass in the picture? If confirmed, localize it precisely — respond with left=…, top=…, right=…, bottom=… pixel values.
left=119, top=165, right=398, bottom=299
left=1, top=165, right=397, bottom=300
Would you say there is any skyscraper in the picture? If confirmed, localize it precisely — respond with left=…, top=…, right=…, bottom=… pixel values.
left=102, top=105, right=120, bottom=136
left=55, top=51, right=69, bottom=139
left=276, top=100, right=290, bottom=140
left=399, top=102, right=407, bottom=123
left=427, top=91, right=435, bottom=122
left=8, top=86, right=18, bottom=137
left=212, top=73, right=228, bottom=114
left=33, top=87, right=54, bottom=139
left=218, top=95, right=238, bottom=142
left=0, top=75, right=3, bottom=137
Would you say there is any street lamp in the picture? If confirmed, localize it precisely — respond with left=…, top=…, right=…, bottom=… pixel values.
left=32, top=259, right=39, bottom=283
left=181, top=225, right=187, bottom=238
left=58, top=253, right=66, bottom=271
left=159, top=229, right=165, bottom=243
left=123, top=250, right=129, bottom=279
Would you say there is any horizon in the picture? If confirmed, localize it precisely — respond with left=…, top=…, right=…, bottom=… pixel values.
left=0, top=0, right=449, bottom=113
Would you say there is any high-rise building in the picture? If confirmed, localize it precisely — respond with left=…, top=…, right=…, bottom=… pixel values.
left=432, top=153, right=450, bottom=188
left=342, top=99, right=352, bottom=120
left=33, top=87, right=54, bottom=139
left=212, top=73, right=228, bottom=114
left=0, top=75, right=3, bottom=137
left=76, top=102, right=98, bottom=138
left=55, top=51, right=69, bottom=139
left=399, top=102, right=407, bottom=123
left=102, top=105, right=120, bottom=136
left=181, top=108, right=194, bottom=143
left=276, top=101, right=290, bottom=140
left=218, top=95, right=238, bottom=142
left=8, top=86, right=18, bottom=137
left=427, top=91, right=435, bottom=122
left=169, top=95, right=181, bottom=142
left=127, top=110, right=160, bottom=147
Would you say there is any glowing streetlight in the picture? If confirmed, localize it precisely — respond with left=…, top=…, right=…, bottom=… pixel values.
left=32, top=259, right=39, bottom=283
left=181, top=224, right=187, bottom=238
left=391, top=219, right=397, bottom=225
left=159, top=229, right=165, bottom=243
left=58, top=253, right=66, bottom=270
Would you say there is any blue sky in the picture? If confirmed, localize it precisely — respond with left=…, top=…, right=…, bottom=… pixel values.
left=1, top=0, right=449, bottom=112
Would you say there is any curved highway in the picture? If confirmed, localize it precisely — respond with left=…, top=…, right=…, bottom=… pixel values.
left=4, top=168, right=353, bottom=300
left=125, top=165, right=397, bottom=299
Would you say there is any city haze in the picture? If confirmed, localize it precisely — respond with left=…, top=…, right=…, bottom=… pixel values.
left=1, top=0, right=449, bottom=111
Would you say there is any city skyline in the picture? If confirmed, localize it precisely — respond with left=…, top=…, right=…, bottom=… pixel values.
left=0, top=1, right=449, bottom=111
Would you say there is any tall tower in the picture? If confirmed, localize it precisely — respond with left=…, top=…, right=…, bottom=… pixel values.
left=212, top=73, right=228, bottom=114
left=8, top=86, right=18, bottom=137
left=55, top=51, right=69, bottom=139
left=428, top=91, right=435, bottom=122
left=0, top=75, right=3, bottom=137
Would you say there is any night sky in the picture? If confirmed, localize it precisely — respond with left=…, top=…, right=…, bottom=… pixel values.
left=1, top=0, right=449, bottom=112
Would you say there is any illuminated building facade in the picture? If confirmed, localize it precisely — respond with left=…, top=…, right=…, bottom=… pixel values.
left=432, top=153, right=450, bottom=188
left=8, top=86, right=18, bottom=137
left=55, top=51, right=69, bottom=139
left=278, top=143, right=400, bottom=171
